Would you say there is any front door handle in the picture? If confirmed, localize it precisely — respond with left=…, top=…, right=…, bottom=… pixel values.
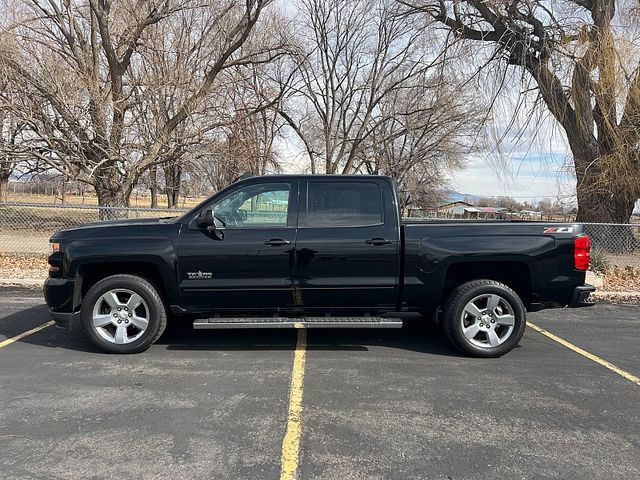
left=365, top=238, right=392, bottom=246
left=264, top=238, right=291, bottom=247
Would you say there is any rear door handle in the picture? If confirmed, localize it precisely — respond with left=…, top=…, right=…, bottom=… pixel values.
left=365, top=238, right=392, bottom=246
left=264, top=238, right=291, bottom=247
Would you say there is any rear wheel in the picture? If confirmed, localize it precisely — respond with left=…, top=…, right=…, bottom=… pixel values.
left=81, top=274, right=167, bottom=354
left=442, top=280, right=526, bottom=358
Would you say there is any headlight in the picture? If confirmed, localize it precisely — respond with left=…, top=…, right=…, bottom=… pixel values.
left=49, top=242, right=63, bottom=276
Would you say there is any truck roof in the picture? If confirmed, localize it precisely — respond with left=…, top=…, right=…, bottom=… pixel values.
left=234, top=173, right=394, bottom=182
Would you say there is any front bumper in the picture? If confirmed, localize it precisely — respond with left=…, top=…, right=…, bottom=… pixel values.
left=569, top=284, right=596, bottom=308
left=49, top=310, right=81, bottom=331
left=43, top=277, right=81, bottom=331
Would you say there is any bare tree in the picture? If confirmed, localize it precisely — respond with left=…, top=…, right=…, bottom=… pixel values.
left=192, top=108, right=283, bottom=193
left=126, top=2, right=287, bottom=208
left=0, top=0, right=274, bottom=211
left=0, top=87, right=22, bottom=202
left=276, top=0, right=479, bottom=208
left=362, top=69, right=478, bottom=206
left=402, top=0, right=640, bottom=223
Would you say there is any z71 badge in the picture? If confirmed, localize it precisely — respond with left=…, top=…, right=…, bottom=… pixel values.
left=187, top=271, right=212, bottom=280
left=543, top=226, right=574, bottom=234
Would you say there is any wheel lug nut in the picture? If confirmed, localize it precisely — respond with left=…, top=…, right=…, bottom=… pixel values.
left=128, top=313, right=132, bottom=317
left=113, top=313, right=118, bottom=318
left=117, top=307, right=121, bottom=311
left=117, top=320, right=122, bottom=324
left=491, top=319, right=495, bottom=323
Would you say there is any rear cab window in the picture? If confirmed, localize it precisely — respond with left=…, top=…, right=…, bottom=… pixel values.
left=305, top=181, right=384, bottom=227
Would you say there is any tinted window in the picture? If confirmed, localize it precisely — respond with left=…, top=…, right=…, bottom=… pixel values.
left=212, top=183, right=290, bottom=227
left=307, top=182, right=383, bottom=227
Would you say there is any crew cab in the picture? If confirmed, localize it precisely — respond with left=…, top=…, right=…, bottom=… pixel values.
left=44, top=175, right=595, bottom=356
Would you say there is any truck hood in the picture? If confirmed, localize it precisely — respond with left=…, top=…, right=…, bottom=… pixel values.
left=50, top=216, right=177, bottom=241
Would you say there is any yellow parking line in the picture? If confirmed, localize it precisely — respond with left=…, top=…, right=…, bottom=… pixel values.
left=0, top=320, right=55, bottom=349
left=528, top=322, right=640, bottom=386
left=279, top=327, right=307, bottom=480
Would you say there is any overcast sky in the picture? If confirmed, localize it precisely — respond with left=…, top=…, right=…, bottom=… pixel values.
left=450, top=152, right=575, bottom=201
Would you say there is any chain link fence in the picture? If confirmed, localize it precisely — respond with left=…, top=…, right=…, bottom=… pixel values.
left=0, top=202, right=189, bottom=255
left=0, top=202, right=638, bottom=266
left=582, top=223, right=640, bottom=268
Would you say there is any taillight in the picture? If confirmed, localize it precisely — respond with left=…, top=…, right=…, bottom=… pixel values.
left=574, top=235, right=591, bottom=270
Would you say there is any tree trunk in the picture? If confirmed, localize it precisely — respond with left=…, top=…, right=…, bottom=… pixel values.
left=95, top=184, right=129, bottom=220
left=575, top=159, right=639, bottom=253
left=60, top=177, right=67, bottom=204
left=164, top=162, right=182, bottom=209
left=573, top=151, right=637, bottom=224
left=167, top=187, right=180, bottom=209
left=0, top=174, right=8, bottom=203
left=149, top=167, right=159, bottom=209
left=575, top=189, right=635, bottom=224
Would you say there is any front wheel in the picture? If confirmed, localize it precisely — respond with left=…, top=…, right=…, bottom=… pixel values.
left=81, top=274, right=167, bottom=354
left=442, top=280, right=526, bottom=358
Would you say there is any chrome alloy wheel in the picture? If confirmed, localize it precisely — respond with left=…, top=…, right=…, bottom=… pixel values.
left=460, top=294, right=516, bottom=348
left=91, top=289, right=150, bottom=345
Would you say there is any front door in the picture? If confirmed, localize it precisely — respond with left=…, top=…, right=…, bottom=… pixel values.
left=177, top=180, right=298, bottom=312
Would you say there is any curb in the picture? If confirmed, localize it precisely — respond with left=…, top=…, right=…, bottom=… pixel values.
left=592, top=291, right=640, bottom=304
left=0, top=278, right=44, bottom=288
left=592, top=291, right=640, bottom=296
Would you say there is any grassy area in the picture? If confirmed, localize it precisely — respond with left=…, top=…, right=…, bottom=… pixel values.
left=0, top=204, right=98, bottom=233
left=603, top=266, right=640, bottom=291
left=0, top=254, right=48, bottom=280
left=5, top=192, right=207, bottom=209
left=0, top=202, right=190, bottom=238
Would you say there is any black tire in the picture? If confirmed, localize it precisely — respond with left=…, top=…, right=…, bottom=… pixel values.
left=442, top=279, right=526, bottom=358
left=81, top=274, right=167, bottom=354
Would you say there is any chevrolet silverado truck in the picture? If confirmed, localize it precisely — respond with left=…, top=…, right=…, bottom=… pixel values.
left=44, top=175, right=595, bottom=356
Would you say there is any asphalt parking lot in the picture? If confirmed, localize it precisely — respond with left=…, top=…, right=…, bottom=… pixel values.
left=1, top=287, right=639, bottom=480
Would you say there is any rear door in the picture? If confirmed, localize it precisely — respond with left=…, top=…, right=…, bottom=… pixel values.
left=293, top=178, right=400, bottom=310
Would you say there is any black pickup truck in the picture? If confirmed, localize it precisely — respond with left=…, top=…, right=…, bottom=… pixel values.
left=44, top=174, right=595, bottom=356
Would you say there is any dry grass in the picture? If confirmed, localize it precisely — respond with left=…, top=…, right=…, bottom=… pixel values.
left=6, top=192, right=206, bottom=209
left=603, top=266, right=640, bottom=291
left=0, top=254, right=49, bottom=280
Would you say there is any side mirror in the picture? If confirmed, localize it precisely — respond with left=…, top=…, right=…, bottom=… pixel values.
left=190, top=208, right=225, bottom=239
left=193, top=208, right=214, bottom=229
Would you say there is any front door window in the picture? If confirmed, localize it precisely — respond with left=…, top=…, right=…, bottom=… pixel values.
left=212, top=183, right=291, bottom=228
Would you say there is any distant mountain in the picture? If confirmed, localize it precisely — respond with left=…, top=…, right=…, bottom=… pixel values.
left=445, top=191, right=480, bottom=203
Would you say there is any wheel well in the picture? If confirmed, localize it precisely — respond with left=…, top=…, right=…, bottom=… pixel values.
left=442, top=262, right=532, bottom=306
left=77, top=262, right=166, bottom=304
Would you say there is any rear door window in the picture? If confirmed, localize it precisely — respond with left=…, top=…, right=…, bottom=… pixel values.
left=306, top=181, right=383, bottom=227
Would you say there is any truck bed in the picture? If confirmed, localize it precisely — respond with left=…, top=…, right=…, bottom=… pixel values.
left=401, top=221, right=586, bottom=312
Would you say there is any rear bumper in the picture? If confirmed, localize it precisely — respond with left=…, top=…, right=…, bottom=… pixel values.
left=569, top=284, right=596, bottom=308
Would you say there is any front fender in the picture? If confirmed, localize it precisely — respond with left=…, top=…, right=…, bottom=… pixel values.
left=64, top=237, right=180, bottom=304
